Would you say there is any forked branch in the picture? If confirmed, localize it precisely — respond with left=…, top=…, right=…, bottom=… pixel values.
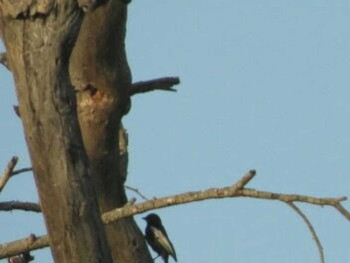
left=0, top=170, right=348, bottom=259
left=0, top=234, right=48, bottom=259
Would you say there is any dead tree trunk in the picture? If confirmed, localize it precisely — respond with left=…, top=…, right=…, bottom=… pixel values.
left=0, top=0, right=151, bottom=262
left=69, top=1, right=152, bottom=261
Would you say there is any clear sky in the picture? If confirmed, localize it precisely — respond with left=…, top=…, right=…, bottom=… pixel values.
left=1, top=1, right=349, bottom=262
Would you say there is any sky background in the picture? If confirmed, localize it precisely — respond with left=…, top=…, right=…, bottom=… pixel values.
left=1, top=0, right=350, bottom=262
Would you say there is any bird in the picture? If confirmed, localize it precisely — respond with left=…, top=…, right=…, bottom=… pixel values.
left=8, top=251, right=34, bottom=263
left=143, top=213, right=177, bottom=263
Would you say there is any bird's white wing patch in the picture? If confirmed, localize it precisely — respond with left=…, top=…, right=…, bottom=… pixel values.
left=151, top=226, right=175, bottom=255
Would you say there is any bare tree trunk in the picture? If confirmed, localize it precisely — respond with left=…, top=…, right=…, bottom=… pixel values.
left=69, top=1, right=152, bottom=261
left=0, top=1, right=114, bottom=262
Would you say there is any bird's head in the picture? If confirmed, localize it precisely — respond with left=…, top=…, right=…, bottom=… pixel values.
left=143, top=213, right=162, bottom=226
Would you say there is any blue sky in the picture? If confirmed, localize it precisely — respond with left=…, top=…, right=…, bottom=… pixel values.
left=1, top=1, right=350, bottom=262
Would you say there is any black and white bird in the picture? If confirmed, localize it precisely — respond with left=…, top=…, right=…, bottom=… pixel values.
left=143, top=213, right=177, bottom=263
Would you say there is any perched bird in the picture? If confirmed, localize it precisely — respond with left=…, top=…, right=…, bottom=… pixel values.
left=8, top=251, right=34, bottom=263
left=143, top=213, right=177, bottom=263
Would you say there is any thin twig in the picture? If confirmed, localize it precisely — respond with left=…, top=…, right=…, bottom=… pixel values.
left=0, top=157, right=19, bottom=193
left=125, top=185, right=150, bottom=201
left=286, top=202, right=324, bottom=263
left=130, top=77, right=180, bottom=96
left=0, top=201, right=41, bottom=213
left=11, top=168, right=33, bottom=176
left=334, top=203, right=350, bottom=221
left=125, top=197, right=137, bottom=206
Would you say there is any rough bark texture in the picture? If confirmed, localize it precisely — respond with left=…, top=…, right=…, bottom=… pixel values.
left=69, top=1, right=152, bottom=261
left=0, top=1, right=113, bottom=262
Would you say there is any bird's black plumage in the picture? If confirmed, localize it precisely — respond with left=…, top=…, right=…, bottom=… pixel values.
left=143, top=213, right=177, bottom=263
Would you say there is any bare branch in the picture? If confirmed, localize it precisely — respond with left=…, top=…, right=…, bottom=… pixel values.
left=239, top=189, right=346, bottom=206
left=125, top=185, right=150, bottom=201
left=103, top=171, right=346, bottom=223
left=0, top=52, right=10, bottom=70
left=0, top=201, right=41, bottom=213
left=0, top=156, right=18, bottom=193
left=0, top=170, right=348, bottom=259
left=130, top=77, right=180, bottom=96
left=11, top=168, right=33, bottom=176
left=0, top=234, right=48, bottom=259
left=286, top=202, right=324, bottom=263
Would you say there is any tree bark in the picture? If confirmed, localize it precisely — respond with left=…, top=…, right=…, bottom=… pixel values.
left=69, top=1, right=152, bottom=261
left=0, top=1, right=113, bottom=262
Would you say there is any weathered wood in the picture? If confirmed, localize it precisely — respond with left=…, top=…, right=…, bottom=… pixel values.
left=0, top=2, right=112, bottom=262
left=69, top=0, right=152, bottom=261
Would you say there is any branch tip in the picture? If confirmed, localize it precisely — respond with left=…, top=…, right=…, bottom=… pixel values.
left=232, top=170, right=257, bottom=190
left=0, top=156, right=19, bottom=192
left=0, top=201, right=41, bottom=213
left=130, top=77, right=181, bottom=96
left=249, top=169, right=256, bottom=176
left=28, top=234, right=37, bottom=244
left=10, top=156, right=19, bottom=164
